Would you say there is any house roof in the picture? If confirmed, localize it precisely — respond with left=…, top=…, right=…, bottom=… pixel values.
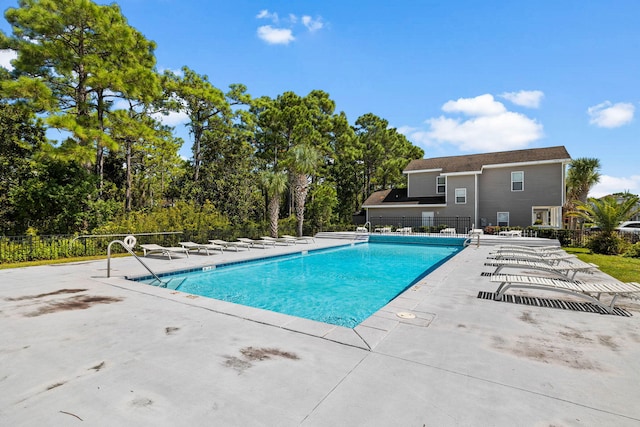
left=362, top=188, right=446, bottom=207
left=404, top=146, right=571, bottom=173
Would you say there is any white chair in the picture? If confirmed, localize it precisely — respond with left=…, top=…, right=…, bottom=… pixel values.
left=485, top=258, right=599, bottom=280
left=490, top=273, right=640, bottom=314
left=261, top=236, right=297, bottom=245
left=139, top=244, right=190, bottom=260
left=237, top=237, right=276, bottom=248
left=179, top=241, right=224, bottom=255
left=282, top=234, right=315, bottom=243
left=210, top=239, right=250, bottom=251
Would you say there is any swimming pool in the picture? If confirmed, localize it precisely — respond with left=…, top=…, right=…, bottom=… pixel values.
left=138, top=242, right=462, bottom=328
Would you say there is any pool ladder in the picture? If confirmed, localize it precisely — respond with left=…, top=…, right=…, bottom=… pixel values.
left=107, top=236, right=174, bottom=288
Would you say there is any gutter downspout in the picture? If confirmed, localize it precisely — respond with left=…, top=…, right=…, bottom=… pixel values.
left=474, top=173, right=479, bottom=228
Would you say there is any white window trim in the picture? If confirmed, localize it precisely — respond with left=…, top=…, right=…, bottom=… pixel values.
left=511, top=171, right=524, bottom=192
left=436, top=176, right=446, bottom=195
left=455, top=188, right=467, bottom=204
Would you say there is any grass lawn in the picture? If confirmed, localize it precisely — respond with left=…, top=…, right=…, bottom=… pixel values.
left=0, top=253, right=130, bottom=270
left=565, top=248, right=640, bottom=283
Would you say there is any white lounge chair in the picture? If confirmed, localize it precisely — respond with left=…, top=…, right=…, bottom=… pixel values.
left=485, top=258, right=599, bottom=280
left=375, top=226, right=392, bottom=233
left=490, top=273, right=640, bottom=314
left=440, top=228, right=456, bottom=234
left=139, top=244, right=190, bottom=260
left=261, top=236, right=296, bottom=245
left=281, top=234, right=315, bottom=243
left=493, top=247, right=564, bottom=256
left=498, top=230, right=522, bottom=237
left=209, top=239, right=250, bottom=251
left=497, top=245, right=560, bottom=251
left=237, top=237, right=276, bottom=248
left=487, top=251, right=577, bottom=265
left=179, top=241, right=224, bottom=255
left=395, top=227, right=412, bottom=234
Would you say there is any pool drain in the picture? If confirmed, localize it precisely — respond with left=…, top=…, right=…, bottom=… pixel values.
left=396, top=312, right=416, bottom=319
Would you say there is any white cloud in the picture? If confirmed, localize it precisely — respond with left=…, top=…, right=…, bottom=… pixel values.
left=500, top=90, right=544, bottom=108
left=255, top=10, right=325, bottom=45
left=257, top=25, right=295, bottom=45
left=302, top=15, right=324, bottom=32
left=257, top=10, right=278, bottom=22
left=396, top=125, right=418, bottom=136
left=588, top=101, right=634, bottom=128
left=152, top=110, right=189, bottom=127
left=422, top=112, right=543, bottom=151
left=404, top=94, right=544, bottom=152
left=589, top=175, right=640, bottom=198
left=442, top=94, right=506, bottom=116
left=0, top=49, right=17, bottom=70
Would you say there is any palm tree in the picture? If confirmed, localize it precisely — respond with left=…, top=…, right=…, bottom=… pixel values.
left=260, top=171, right=288, bottom=238
left=565, top=158, right=601, bottom=229
left=289, top=144, right=321, bottom=237
left=570, top=194, right=640, bottom=254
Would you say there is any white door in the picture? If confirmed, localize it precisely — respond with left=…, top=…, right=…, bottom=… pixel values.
left=422, top=211, right=434, bottom=227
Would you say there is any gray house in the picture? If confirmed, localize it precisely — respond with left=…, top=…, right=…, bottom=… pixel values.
left=362, top=146, right=571, bottom=231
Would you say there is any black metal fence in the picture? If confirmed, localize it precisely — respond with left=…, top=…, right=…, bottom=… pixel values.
left=0, top=232, right=184, bottom=264
left=0, top=226, right=277, bottom=264
left=532, top=228, right=640, bottom=247
left=2, top=226, right=638, bottom=264
left=367, top=216, right=473, bottom=234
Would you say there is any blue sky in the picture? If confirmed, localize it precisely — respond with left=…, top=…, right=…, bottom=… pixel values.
left=1, top=0, right=638, bottom=197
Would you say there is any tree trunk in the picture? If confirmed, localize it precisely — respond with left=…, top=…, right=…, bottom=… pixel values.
left=95, top=91, right=106, bottom=193
left=268, top=194, right=280, bottom=237
left=125, top=139, right=132, bottom=212
left=193, top=125, right=202, bottom=182
left=294, top=173, right=309, bottom=237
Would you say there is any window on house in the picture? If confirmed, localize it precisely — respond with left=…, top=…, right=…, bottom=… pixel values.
left=497, top=212, right=509, bottom=226
left=511, top=171, right=524, bottom=191
left=455, top=188, right=466, bottom=204
left=436, top=176, right=446, bottom=194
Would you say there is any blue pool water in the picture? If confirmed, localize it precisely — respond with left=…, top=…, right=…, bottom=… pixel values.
left=140, top=242, right=461, bottom=328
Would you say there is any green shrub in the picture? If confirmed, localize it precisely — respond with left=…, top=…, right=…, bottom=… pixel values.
left=587, top=233, right=629, bottom=255
left=623, top=242, right=640, bottom=258
left=484, top=226, right=498, bottom=235
left=277, top=216, right=298, bottom=237
left=92, top=200, right=229, bottom=236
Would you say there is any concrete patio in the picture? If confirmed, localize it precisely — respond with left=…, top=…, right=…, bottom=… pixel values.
left=1, top=237, right=639, bottom=426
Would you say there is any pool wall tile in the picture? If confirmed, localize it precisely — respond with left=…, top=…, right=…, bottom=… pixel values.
left=369, top=234, right=468, bottom=246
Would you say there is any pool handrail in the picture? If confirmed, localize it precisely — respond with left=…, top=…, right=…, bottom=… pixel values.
left=107, top=237, right=166, bottom=287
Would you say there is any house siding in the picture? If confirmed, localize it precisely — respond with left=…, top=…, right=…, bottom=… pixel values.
left=408, top=172, right=440, bottom=197
left=478, top=163, right=563, bottom=227
left=407, top=173, right=476, bottom=218
left=444, top=175, right=476, bottom=217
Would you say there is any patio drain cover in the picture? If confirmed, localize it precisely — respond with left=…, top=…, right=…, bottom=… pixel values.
left=396, top=312, right=416, bottom=319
